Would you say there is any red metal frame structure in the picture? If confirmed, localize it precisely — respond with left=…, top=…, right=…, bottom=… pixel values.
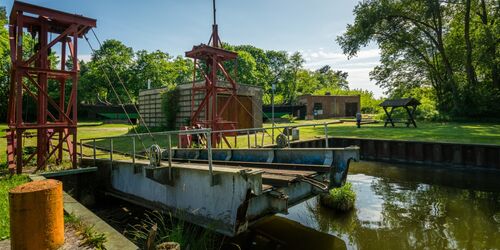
left=185, top=0, right=239, bottom=147
left=6, top=1, right=96, bottom=173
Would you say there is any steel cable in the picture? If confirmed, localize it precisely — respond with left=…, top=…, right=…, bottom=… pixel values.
left=83, top=34, right=148, bottom=153
left=90, top=28, right=157, bottom=142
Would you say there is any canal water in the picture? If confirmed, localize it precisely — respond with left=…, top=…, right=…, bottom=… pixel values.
left=251, top=161, right=500, bottom=250
left=89, top=160, right=500, bottom=249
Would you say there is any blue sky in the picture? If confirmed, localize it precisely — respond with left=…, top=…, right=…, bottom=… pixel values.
left=5, top=0, right=383, bottom=96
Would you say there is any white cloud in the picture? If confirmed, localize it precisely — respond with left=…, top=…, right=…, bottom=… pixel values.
left=79, top=54, right=92, bottom=62
left=301, top=48, right=380, bottom=67
left=298, top=48, right=385, bottom=98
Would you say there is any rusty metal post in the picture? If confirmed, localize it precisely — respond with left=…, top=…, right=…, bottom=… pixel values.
left=5, top=2, right=96, bottom=173
left=247, top=130, right=250, bottom=148
left=185, top=1, right=239, bottom=148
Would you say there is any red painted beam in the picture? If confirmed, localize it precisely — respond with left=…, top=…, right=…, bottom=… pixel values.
left=11, top=1, right=96, bottom=30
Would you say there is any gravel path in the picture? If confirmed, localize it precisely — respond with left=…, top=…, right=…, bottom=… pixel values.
left=0, top=224, right=95, bottom=250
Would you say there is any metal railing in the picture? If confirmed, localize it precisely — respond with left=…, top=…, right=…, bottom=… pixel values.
left=79, top=128, right=215, bottom=184
left=212, top=121, right=341, bottom=148
left=79, top=121, right=340, bottom=185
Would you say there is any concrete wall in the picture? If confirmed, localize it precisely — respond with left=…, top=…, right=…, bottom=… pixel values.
left=138, top=88, right=165, bottom=127
left=139, top=81, right=263, bottom=129
left=297, top=95, right=360, bottom=120
left=289, top=137, right=500, bottom=170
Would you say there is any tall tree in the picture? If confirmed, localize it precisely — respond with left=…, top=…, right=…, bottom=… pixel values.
left=284, top=52, right=305, bottom=104
left=338, top=0, right=500, bottom=117
left=0, top=7, right=9, bottom=121
left=79, top=39, right=135, bottom=104
left=315, top=65, right=349, bottom=90
left=131, top=50, right=192, bottom=90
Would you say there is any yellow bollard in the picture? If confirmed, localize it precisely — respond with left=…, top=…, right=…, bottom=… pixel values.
left=9, top=179, right=64, bottom=250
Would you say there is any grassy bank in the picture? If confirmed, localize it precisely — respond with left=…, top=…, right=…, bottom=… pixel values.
left=65, top=213, right=107, bottom=249
left=288, top=120, right=500, bottom=145
left=240, top=120, right=500, bottom=147
left=2, top=120, right=500, bottom=167
left=0, top=123, right=133, bottom=169
left=127, top=211, right=222, bottom=249
left=0, top=175, right=28, bottom=239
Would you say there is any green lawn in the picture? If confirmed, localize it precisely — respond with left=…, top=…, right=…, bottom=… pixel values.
left=88, top=119, right=500, bottom=153
left=0, top=124, right=7, bottom=169
left=2, top=120, right=500, bottom=168
left=0, top=123, right=133, bottom=169
left=289, top=120, right=500, bottom=145
left=0, top=175, right=28, bottom=239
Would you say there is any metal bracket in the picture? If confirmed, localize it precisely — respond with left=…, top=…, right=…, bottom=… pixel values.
left=297, top=175, right=329, bottom=192
left=268, top=189, right=288, bottom=213
left=240, top=169, right=263, bottom=195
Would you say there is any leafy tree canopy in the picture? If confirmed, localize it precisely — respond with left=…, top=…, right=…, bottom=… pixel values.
left=338, top=0, right=499, bottom=118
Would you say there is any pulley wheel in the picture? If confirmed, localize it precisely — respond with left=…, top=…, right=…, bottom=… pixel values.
left=276, top=133, right=288, bottom=148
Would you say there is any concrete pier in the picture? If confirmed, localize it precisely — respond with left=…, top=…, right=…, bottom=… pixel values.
left=80, top=147, right=359, bottom=236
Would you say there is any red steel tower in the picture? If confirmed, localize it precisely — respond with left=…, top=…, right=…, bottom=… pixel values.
left=6, top=2, right=96, bottom=173
left=185, top=0, right=239, bottom=147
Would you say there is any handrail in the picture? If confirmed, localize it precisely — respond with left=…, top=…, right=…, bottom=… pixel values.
left=79, top=121, right=340, bottom=186
left=212, top=121, right=341, bottom=134
left=79, top=128, right=217, bottom=186
left=80, top=128, right=212, bottom=141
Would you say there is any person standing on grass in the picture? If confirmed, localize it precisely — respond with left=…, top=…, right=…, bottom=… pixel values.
left=356, top=112, right=362, bottom=128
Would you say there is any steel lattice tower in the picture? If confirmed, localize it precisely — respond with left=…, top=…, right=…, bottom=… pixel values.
left=6, top=2, right=96, bottom=173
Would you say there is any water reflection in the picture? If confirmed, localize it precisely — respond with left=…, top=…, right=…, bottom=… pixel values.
left=231, top=216, right=346, bottom=250
left=283, top=162, right=500, bottom=250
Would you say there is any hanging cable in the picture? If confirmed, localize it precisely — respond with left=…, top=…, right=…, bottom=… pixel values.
left=90, top=28, right=156, bottom=142
left=83, top=34, right=148, bottom=152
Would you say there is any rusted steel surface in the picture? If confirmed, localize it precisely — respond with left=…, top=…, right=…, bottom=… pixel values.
left=184, top=1, right=239, bottom=147
left=6, top=2, right=96, bottom=173
left=289, top=137, right=500, bottom=169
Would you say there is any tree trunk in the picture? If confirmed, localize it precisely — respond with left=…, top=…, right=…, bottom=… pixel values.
left=464, top=0, right=477, bottom=88
left=435, top=3, right=459, bottom=111
left=479, top=0, right=499, bottom=89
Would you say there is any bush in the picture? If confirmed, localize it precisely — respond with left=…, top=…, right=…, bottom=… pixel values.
left=161, top=88, right=180, bottom=130
left=280, top=114, right=297, bottom=123
left=320, top=182, right=356, bottom=212
left=127, top=211, right=222, bottom=250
